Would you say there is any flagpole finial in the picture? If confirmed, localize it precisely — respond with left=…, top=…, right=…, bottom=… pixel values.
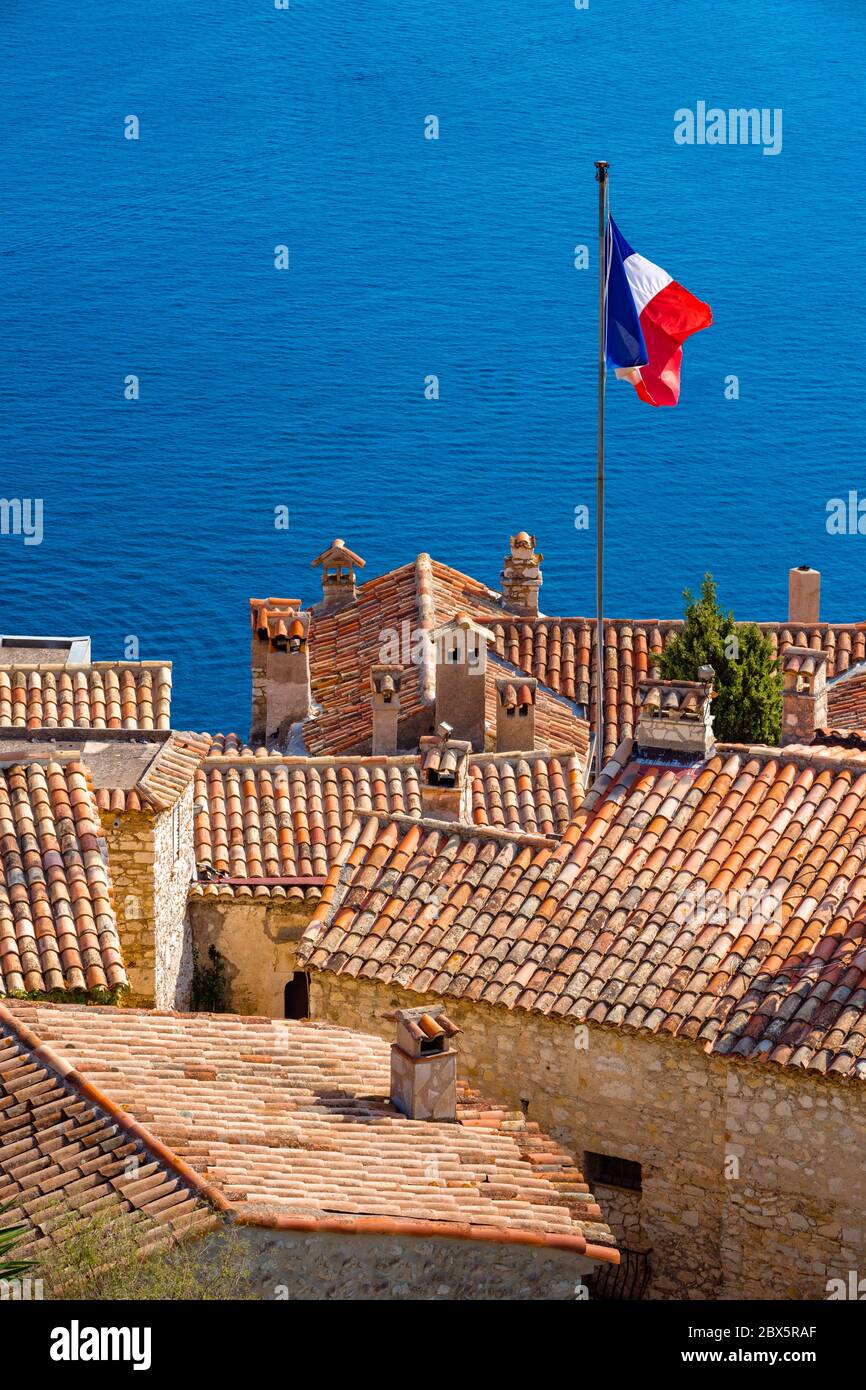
left=595, top=160, right=609, bottom=182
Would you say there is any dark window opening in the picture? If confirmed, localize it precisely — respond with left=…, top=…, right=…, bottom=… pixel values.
left=584, top=1151, right=642, bottom=1192
left=519, top=705, right=529, bottom=717
left=284, top=971, right=310, bottom=1019
left=506, top=707, right=515, bottom=718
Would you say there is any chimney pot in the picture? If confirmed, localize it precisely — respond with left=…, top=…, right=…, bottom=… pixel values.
left=370, top=664, right=403, bottom=754
left=500, top=532, right=543, bottom=616
left=636, top=676, right=715, bottom=761
left=250, top=599, right=310, bottom=744
left=495, top=674, right=538, bottom=751
left=390, top=1005, right=460, bottom=1121
left=312, top=539, right=366, bottom=609
left=780, top=646, right=827, bottom=745
left=419, top=733, right=471, bottom=820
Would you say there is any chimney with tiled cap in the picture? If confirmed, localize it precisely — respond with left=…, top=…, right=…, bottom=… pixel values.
left=389, top=1005, right=461, bottom=1121
left=500, top=531, right=543, bottom=616
left=433, top=612, right=494, bottom=751
left=781, top=646, right=828, bottom=746
left=249, top=598, right=312, bottom=745
left=495, top=674, right=538, bottom=751
left=419, top=729, right=471, bottom=821
left=788, top=566, right=820, bottom=626
left=636, top=665, right=715, bottom=760
left=311, top=538, right=365, bottom=610
left=370, top=664, right=403, bottom=755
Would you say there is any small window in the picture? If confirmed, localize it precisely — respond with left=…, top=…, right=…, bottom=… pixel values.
left=284, top=971, right=310, bottom=1019
left=519, top=705, right=529, bottom=717
left=584, top=1151, right=642, bottom=1191
left=506, top=706, right=515, bottom=718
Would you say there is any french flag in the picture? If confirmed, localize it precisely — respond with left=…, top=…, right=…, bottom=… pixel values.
left=606, top=217, right=712, bottom=407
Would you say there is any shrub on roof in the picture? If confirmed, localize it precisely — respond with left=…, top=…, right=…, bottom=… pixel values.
left=37, top=1206, right=258, bottom=1301
left=659, top=574, right=782, bottom=745
left=0, top=1203, right=32, bottom=1283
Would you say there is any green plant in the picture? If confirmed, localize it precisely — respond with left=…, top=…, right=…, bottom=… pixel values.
left=0, top=1202, right=32, bottom=1282
left=191, top=943, right=231, bottom=1013
left=659, top=573, right=783, bottom=745
left=37, top=1205, right=258, bottom=1301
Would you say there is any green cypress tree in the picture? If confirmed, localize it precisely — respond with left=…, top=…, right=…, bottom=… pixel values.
left=658, top=574, right=782, bottom=745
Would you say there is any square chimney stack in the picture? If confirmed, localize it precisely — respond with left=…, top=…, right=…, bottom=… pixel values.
left=500, top=532, right=543, bottom=616
left=781, top=647, right=828, bottom=745
left=311, top=538, right=366, bottom=610
left=495, top=675, right=538, bottom=751
left=250, top=598, right=311, bottom=745
left=389, top=1005, right=461, bottom=1121
left=788, top=566, right=820, bottom=626
left=370, top=664, right=403, bottom=755
left=419, top=729, right=471, bottom=821
left=433, top=613, right=494, bottom=751
left=636, top=665, right=716, bottom=760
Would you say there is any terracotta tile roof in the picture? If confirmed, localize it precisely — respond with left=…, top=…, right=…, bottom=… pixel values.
left=827, top=663, right=866, bottom=732
left=0, top=1002, right=218, bottom=1268
left=302, top=555, right=515, bottom=757
left=192, top=752, right=423, bottom=903
left=0, top=662, right=172, bottom=732
left=813, top=728, right=866, bottom=752
left=1, top=1001, right=617, bottom=1259
left=296, top=546, right=865, bottom=760
left=299, top=740, right=866, bottom=1078
left=490, top=618, right=866, bottom=759
left=92, top=732, right=210, bottom=814
left=468, top=752, right=586, bottom=835
left=0, top=762, right=127, bottom=998
left=192, top=746, right=589, bottom=900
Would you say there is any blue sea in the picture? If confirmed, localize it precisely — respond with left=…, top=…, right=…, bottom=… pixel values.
left=1, top=1, right=864, bottom=732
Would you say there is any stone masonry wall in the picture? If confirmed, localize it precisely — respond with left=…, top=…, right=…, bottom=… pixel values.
left=101, top=786, right=195, bottom=1010
left=188, top=897, right=312, bottom=1017
left=310, top=970, right=866, bottom=1302
left=151, top=782, right=195, bottom=1010
left=100, top=809, right=157, bottom=1006
left=197, top=1224, right=599, bottom=1301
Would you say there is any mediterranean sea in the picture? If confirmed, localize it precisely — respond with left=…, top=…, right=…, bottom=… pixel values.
left=1, top=0, right=863, bottom=731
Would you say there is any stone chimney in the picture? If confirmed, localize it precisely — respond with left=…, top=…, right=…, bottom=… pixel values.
left=249, top=598, right=312, bottom=745
left=419, top=731, right=471, bottom=821
left=636, top=665, right=715, bottom=760
left=781, top=647, right=828, bottom=745
left=433, top=613, right=494, bottom=751
left=788, top=566, right=820, bottom=626
left=311, top=538, right=365, bottom=609
left=370, top=665, right=403, bottom=755
left=389, top=1005, right=461, bottom=1121
left=500, top=532, right=543, bottom=616
left=495, top=675, right=537, bottom=751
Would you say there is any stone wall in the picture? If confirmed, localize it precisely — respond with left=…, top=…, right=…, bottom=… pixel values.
left=151, top=782, right=195, bottom=1010
left=188, top=896, right=312, bottom=1017
left=196, top=1224, right=599, bottom=1300
left=101, top=785, right=195, bottom=1010
left=309, top=969, right=866, bottom=1302
left=100, top=809, right=157, bottom=1006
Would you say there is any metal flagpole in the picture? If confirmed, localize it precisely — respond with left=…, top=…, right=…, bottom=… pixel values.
left=594, top=160, right=609, bottom=784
